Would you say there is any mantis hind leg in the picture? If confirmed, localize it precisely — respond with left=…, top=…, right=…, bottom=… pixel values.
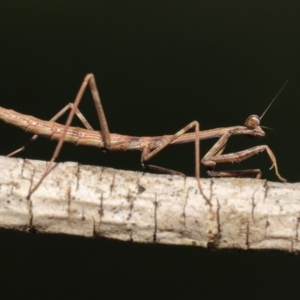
left=20, top=74, right=112, bottom=199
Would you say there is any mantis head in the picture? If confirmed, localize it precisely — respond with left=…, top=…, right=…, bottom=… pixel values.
left=244, top=79, right=288, bottom=134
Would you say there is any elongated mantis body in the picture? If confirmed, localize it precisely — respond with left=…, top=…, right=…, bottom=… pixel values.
left=0, top=74, right=287, bottom=203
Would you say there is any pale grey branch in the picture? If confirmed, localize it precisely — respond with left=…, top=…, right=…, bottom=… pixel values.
left=0, top=155, right=299, bottom=252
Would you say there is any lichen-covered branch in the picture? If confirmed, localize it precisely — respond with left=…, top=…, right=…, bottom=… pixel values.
left=0, top=155, right=299, bottom=252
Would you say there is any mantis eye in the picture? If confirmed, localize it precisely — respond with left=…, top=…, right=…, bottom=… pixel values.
left=244, top=115, right=260, bottom=129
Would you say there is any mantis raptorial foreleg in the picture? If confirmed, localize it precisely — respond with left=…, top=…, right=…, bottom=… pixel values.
left=201, top=128, right=285, bottom=181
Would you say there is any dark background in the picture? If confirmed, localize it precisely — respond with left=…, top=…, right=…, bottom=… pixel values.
left=0, top=1, right=300, bottom=299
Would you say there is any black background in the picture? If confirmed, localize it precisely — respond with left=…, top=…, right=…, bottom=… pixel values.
left=0, top=1, right=300, bottom=299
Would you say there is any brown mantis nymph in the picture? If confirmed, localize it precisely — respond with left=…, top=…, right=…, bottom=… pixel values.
left=0, top=74, right=287, bottom=203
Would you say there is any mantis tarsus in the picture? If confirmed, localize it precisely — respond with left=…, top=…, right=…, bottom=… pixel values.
left=0, top=74, right=287, bottom=203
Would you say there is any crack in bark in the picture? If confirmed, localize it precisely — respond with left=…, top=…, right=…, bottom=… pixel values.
left=153, top=194, right=158, bottom=244
left=264, top=217, right=270, bottom=237
left=246, top=222, right=250, bottom=249
left=99, top=192, right=104, bottom=220
left=136, top=172, right=145, bottom=194
left=67, top=186, right=71, bottom=218
left=110, top=171, right=116, bottom=194
left=182, top=187, right=191, bottom=228
left=20, top=158, right=26, bottom=178
left=75, top=162, right=80, bottom=191
left=263, top=180, right=269, bottom=202
left=207, top=198, right=221, bottom=249
left=27, top=165, right=34, bottom=230
left=251, top=189, right=257, bottom=221
left=215, top=198, right=221, bottom=245
left=296, top=215, right=300, bottom=240
left=126, top=192, right=135, bottom=221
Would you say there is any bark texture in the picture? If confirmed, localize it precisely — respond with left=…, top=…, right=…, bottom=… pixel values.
left=0, top=155, right=298, bottom=252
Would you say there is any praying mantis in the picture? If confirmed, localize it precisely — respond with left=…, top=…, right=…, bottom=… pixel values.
left=0, top=74, right=287, bottom=203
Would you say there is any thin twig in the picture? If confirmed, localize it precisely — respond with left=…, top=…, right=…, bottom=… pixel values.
left=0, top=155, right=298, bottom=252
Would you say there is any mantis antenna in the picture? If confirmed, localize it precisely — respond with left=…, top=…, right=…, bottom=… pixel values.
left=260, top=79, right=289, bottom=120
